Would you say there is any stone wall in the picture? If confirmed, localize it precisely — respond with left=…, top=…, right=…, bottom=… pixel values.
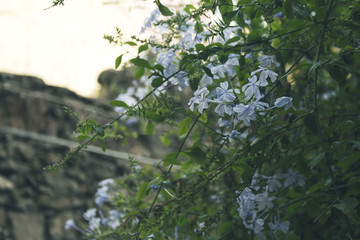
left=0, top=73, right=163, bottom=240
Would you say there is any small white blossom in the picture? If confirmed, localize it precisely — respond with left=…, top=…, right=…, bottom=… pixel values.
left=256, top=191, right=276, bottom=210
left=251, top=66, right=278, bottom=86
left=264, top=175, right=282, bottom=192
left=242, top=75, right=262, bottom=100
left=211, top=57, right=239, bottom=79
left=215, top=81, right=237, bottom=101
left=279, top=168, right=307, bottom=187
left=188, top=87, right=210, bottom=113
left=258, top=55, right=280, bottom=68
left=65, top=219, right=76, bottom=230
left=268, top=215, right=290, bottom=234
left=233, top=103, right=256, bottom=126
left=274, top=96, right=293, bottom=110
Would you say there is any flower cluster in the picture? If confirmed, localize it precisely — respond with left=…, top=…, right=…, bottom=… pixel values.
left=187, top=54, right=293, bottom=130
left=236, top=169, right=306, bottom=238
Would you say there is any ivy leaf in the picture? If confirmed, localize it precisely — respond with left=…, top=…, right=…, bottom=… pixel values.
left=156, top=1, right=174, bottom=16
left=115, top=54, right=123, bottom=69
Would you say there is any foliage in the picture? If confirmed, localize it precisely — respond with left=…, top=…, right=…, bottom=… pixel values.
left=52, top=0, right=360, bottom=239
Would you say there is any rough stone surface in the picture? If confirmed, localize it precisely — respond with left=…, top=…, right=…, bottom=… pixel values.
left=9, top=212, right=45, bottom=240
left=0, top=72, right=165, bottom=240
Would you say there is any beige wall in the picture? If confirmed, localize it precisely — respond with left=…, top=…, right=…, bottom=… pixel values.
left=0, top=0, right=190, bottom=97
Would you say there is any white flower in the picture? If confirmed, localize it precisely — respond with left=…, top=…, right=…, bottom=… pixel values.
left=242, top=75, right=262, bottom=100
left=65, top=219, right=76, bottom=230
left=251, top=66, right=278, bottom=86
left=98, top=178, right=114, bottom=187
left=83, top=208, right=101, bottom=231
left=211, top=57, right=239, bottom=79
left=108, top=210, right=122, bottom=229
left=268, top=215, right=290, bottom=234
left=258, top=55, right=279, bottom=68
left=95, top=185, right=111, bottom=206
left=214, top=103, right=233, bottom=116
left=274, top=96, right=293, bottom=110
left=264, top=175, right=282, bottom=192
left=233, top=103, right=256, bottom=126
left=83, top=208, right=97, bottom=221
left=256, top=191, right=275, bottom=210
left=215, top=81, right=237, bottom=101
left=279, top=168, right=307, bottom=187
left=188, top=87, right=210, bottom=113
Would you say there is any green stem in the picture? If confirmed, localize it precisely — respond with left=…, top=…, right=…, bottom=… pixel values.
left=135, top=114, right=200, bottom=240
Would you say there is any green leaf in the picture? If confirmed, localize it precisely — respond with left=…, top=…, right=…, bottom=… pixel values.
left=219, top=0, right=234, bottom=24
left=76, top=135, right=90, bottom=141
left=156, top=1, right=174, bottom=16
left=333, top=198, right=359, bottom=221
left=136, top=182, right=148, bottom=201
left=95, top=126, right=105, bottom=137
left=152, top=229, right=166, bottom=240
left=163, top=152, right=181, bottom=166
left=304, top=113, right=318, bottom=135
left=202, top=66, right=214, bottom=77
left=177, top=117, right=192, bottom=137
left=225, top=36, right=240, bottom=45
left=151, top=77, right=164, bottom=88
left=124, top=41, right=137, bottom=46
left=310, top=152, right=325, bottom=169
left=194, top=21, right=203, bottom=33
left=199, top=112, right=208, bottom=123
left=189, top=77, right=200, bottom=91
left=100, top=141, right=107, bottom=152
left=184, top=146, right=206, bottom=164
left=115, top=54, right=123, bottom=69
left=146, top=120, right=155, bottom=135
left=134, top=67, right=145, bottom=79
left=284, top=0, right=294, bottom=19
left=109, top=100, right=129, bottom=108
left=222, top=10, right=238, bottom=24
left=195, top=44, right=205, bottom=52
left=138, top=44, right=149, bottom=54
left=130, top=57, right=152, bottom=69
left=160, top=134, right=171, bottom=147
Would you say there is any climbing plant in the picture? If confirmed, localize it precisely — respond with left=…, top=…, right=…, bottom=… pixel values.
left=48, top=0, right=360, bottom=239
